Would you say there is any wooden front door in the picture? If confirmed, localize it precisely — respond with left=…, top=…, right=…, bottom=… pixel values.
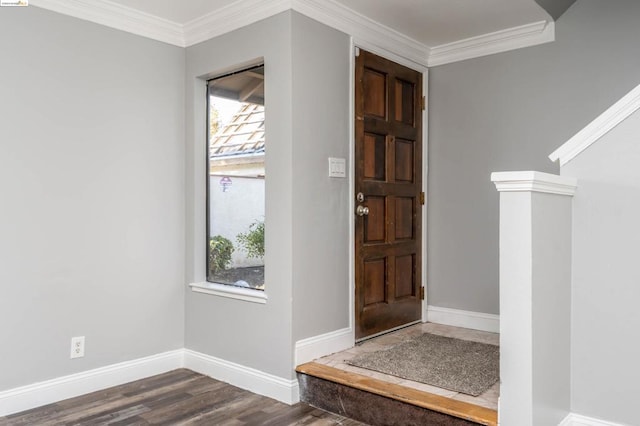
left=355, top=49, right=423, bottom=340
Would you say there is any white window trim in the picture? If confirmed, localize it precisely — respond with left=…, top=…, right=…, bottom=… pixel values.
left=189, top=281, right=268, bottom=304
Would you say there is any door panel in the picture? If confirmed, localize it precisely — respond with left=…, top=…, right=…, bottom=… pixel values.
left=394, top=79, right=415, bottom=125
left=363, top=69, right=387, bottom=118
left=363, top=133, right=386, bottom=181
left=394, top=139, right=414, bottom=182
left=395, top=255, right=415, bottom=298
left=394, top=197, right=414, bottom=240
left=355, top=50, right=423, bottom=340
left=364, top=197, right=386, bottom=243
left=364, top=259, right=386, bottom=305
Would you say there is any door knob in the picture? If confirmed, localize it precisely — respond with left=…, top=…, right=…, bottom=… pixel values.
left=356, top=205, right=369, bottom=216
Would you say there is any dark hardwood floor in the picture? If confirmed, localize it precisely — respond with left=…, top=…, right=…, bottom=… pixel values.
left=0, top=369, right=364, bottom=425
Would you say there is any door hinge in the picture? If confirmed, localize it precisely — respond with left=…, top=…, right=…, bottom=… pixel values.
left=355, top=46, right=361, bottom=57
left=420, top=287, right=425, bottom=300
left=419, top=192, right=425, bottom=205
left=421, top=96, right=426, bottom=111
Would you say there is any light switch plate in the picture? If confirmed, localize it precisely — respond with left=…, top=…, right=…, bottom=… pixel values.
left=328, top=157, right=346, bottom=178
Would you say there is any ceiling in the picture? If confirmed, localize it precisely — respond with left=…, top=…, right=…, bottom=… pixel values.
left=107, top=0, right=552, bottom=47
left=108, top=0, right=235, bottom=24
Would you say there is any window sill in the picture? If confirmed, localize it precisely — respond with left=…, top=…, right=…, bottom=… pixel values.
left=189, top=281, right=268, bottom=304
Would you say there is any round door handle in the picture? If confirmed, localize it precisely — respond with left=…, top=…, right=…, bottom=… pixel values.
left=356, top=205, right=369, bottom=216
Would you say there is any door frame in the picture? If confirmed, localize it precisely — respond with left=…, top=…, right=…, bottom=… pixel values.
left=348, top=39, right=429, bottom=344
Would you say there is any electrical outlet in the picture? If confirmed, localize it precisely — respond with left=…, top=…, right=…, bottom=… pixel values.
left=70, top=336, right=85, bottom=359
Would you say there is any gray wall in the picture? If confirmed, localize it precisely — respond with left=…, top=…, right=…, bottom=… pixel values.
left=0, top=7, right=185, bottom=391
left=184, top=11, right=353, bottom=377
left=562, top=109, right=640, bottom=424
left=7, top=1, right=640, bottom=413
left=184, top=12, right=295, bottom=379
left=291, top=13, right=351, bottom=342
left=428, top=0, right=640, bottom=314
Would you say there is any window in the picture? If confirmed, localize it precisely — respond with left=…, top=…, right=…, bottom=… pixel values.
left=206, top=65, right=265, bottom=290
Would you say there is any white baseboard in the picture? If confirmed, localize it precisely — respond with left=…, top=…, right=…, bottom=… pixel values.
left=184, top=349, right=299, bottom=405
left=0, top=348, right=301, bottom=416
left=427, top=305, right=500, bottom=333
left=0, top=350, right=184, bottom=417
left=294, top=327, right=353, bottom=366
left=559, top=413, right=626, bottom=426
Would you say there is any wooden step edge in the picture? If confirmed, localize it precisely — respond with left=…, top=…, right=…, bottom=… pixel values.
left=296, top=362, right=497, bottom=426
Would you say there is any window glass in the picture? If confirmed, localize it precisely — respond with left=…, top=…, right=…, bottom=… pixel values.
left=207, top=65, right=265, bottom=290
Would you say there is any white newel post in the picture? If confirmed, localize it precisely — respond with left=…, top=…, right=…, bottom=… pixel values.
left=491, top=171, right=577, bottom=426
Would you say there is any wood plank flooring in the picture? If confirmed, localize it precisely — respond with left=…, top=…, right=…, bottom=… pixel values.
left=0, top=369, right=364, bottom=426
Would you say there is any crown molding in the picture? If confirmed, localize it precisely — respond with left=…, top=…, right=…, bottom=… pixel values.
left=30, top=0, right=557, bottom=69
left=30, top=0, right=184, bottom=47
left=491, top=171, right=577, bottom=196
left=30, top=0, right=429, bottom=67
left=549, top=83, right=640, bottom=167
left=427, top=20, right=555, bottom=67
left=292, top=0, right=429, bottom=68
left=183, top=0, right=291, bottom=47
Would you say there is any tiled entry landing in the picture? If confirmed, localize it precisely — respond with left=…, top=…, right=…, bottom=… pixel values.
left=314, top=322, right=500, bottom=411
